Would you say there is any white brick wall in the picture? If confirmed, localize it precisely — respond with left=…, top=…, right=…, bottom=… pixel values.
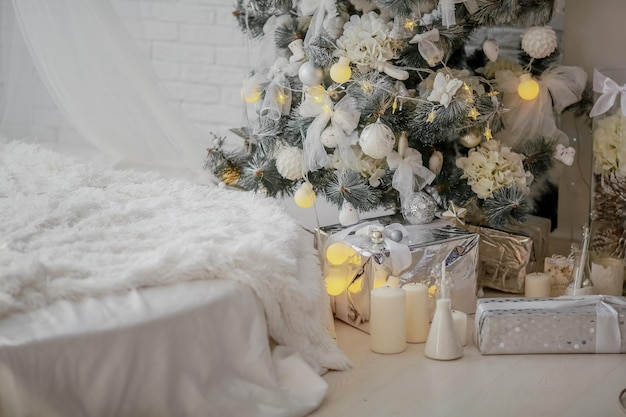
left=2, top=0, right=249, bottom=151
left=112, top=0, right=250, bottom=143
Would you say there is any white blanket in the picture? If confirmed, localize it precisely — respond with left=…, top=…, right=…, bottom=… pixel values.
left=0, top=140, right=349, bottom=372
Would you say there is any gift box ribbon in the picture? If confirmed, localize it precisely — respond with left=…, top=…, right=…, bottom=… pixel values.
left=589, top=68, right=626, bottom=118
left=326, top=221, right=412, bottom=275
left=474, top=295, right=626, bottom=353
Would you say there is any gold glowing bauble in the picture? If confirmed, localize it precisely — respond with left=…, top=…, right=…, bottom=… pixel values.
left=330, top=57, right=352, bottom=84
left=325, top=270, right=348, bottom=296
left=326, top=242, right=352, bottom=266
left=517, top=74, right=540, bottom=100
left=307, top=84, right=326, bottom=102
left=459, top=131, right=482, bottom=148
left=294, top=183, right=316, bottom=208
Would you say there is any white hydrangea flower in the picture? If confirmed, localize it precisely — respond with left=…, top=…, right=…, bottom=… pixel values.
left=336, top=12, right=395, bottom=66
left=427, top=72, right=463, bottom=108
left=456, top=140, right=532, bottom=199
left=593, top=113, right=626, bottom=176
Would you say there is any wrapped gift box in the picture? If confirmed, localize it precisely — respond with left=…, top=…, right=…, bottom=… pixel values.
left=474, top=296, right=626, bottom=355
left=468, top=215, right=552, bottom=294
left=315, top=216, right=479, bottom=333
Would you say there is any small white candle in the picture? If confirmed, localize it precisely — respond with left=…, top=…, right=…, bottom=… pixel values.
left=591, top=257, right=625, bottom=296
left=525, top=272, right=551, bottom=297
left=370, top=287, right=406, bottom=354
left=404, top=283, right=430, bottom=344
left=451, top=310, right=467, bottom=346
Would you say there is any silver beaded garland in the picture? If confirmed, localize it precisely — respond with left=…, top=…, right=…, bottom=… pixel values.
left=402, top=191, right=437, bottom=225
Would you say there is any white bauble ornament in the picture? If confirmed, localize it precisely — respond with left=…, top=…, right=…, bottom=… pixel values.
left=482, top=39, right=499, bottom=62
left=298, top=61, right=324, bottom=86
left=358, top=121, right=395, bottom=159
left=521, top=26, right=558, bottom=59
left=275, top=147, right=304, bottom=180
left=459, top=131, right=481, bottom=148
left=339, top=201, right=359, bottom=226
left=320, top=125, right=340, bottom=148
left=428, top=151, right=443, bottom=175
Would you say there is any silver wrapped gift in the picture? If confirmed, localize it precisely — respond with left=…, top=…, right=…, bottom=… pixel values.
left=468, top=215, right=551, bottom=294
left=474, top=296, right=626, bottom=355
left=315, top=216, right=479, bottom=333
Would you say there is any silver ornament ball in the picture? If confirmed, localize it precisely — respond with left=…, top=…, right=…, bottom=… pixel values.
left=298, top=61, right=324, bottom=86
left=402, top=191, right=437, bottom=225
left=370, top=230, right=384, bottom=244
left=388, top=230, right=403, bottom=242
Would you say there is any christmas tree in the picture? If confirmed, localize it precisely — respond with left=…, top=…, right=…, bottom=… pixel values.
left=205, top=0, right=588, bottom=229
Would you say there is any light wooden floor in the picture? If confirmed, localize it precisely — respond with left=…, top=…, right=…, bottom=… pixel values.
left=308, top=319, right=626, bottom=417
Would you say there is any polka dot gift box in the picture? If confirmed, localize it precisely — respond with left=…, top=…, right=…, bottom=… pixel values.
left=474, top=296, right=626, bottom=355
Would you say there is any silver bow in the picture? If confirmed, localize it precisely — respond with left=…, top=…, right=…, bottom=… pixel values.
left=327, top=221, right=412, bottom=275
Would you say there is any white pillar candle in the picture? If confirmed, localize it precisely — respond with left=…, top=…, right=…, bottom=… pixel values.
left=370, top=287, right=406, bottom=354
left=404, top=283, right=430, bottom=344
left=591, top=257, right=625, bottom=296
left=525, top=272, right=551, bottom=297
left=451, top=310, right=467, bottom=346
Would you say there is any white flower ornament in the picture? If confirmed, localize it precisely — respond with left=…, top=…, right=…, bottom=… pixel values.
left=427, top=72, right=463, bottom=108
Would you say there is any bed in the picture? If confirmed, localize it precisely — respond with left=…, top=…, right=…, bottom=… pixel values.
left=0, top=140, right=350, bottom=416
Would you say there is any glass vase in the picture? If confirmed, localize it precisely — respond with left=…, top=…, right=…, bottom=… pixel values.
left=589, top=66, right=626, bottom=295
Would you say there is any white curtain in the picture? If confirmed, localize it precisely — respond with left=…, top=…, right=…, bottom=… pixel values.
left=0, top=0, right=207, bottom=175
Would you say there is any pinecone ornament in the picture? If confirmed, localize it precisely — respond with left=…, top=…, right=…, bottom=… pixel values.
left=275, top=147, right=304, bottom=180
left=521, top=26, right=558, bottom=59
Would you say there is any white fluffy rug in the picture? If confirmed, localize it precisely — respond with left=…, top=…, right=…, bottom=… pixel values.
left=0, top=141, right=349, bottom=372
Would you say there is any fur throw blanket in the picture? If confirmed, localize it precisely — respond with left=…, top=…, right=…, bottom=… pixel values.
left=0, top=141, right=349, bottom=372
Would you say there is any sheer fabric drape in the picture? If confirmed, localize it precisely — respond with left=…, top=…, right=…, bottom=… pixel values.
left=0, top=0, right=206, bottom=174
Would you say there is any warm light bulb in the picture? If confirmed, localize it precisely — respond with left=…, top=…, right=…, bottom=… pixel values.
left=307, top=84, right=326, bottom=103
left=517, top=73, right=540, bottom=100
left=325, top=268, right=348, bottom=296
left=330, top=57, right=352, bottom=84
left=242, top=87, right=261, bottom=104
left=326, top=242, right=353, bottom=266
left=294, top=182, right=316, bottom=208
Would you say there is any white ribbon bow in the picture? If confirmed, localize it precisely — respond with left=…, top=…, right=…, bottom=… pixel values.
left=589, top=68, right=626, bottom=118
left=494, top=66, right=587, bottom=146
left=299, top=94, right=360, bottom=173
left=301, top=0, right=337, bottom=45
left=409, top=29, right=444, bottom=67
left=387, top=147, right=436, bottom=201
left=260, top=73, right=292, bottom=121
left=440, top=0, right=479, bottom=27
left=474, top=295, right=626, bottom=353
